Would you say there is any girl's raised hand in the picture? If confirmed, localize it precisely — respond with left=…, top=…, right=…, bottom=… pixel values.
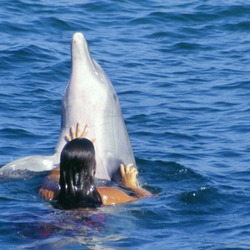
left=120, top=163, right=138, bottom=189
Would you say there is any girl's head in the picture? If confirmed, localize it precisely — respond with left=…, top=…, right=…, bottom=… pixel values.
left=57, top=138, right=102, bottom=209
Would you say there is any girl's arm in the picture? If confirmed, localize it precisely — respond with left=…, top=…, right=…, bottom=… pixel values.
left=97, top=164, right=154, bottom=205
left=39, top=167, right=60, bottom=200
left=97, top=186, right=138, bottom=205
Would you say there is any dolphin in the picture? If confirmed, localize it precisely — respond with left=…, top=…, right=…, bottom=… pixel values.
left=0, top=32, right=136, bottom=181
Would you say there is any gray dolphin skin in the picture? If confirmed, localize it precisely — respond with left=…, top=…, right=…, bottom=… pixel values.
left=0, top=32, right=136, bottom=181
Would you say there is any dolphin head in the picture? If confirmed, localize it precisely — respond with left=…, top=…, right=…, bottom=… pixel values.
left=55, top=33, right=117, bottom=157
left=60, top=33, right=113, bottom=133
left=70, top=33, right=111, bottom=90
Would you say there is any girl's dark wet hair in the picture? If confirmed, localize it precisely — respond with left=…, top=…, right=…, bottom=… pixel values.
left=56, top=138, right=102, bottom=209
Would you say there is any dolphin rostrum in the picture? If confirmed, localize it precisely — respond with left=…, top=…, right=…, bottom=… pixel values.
left=0, top=32, right=136, bottom=181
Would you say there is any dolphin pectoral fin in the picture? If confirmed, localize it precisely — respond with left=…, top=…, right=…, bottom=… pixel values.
left=0, top=154, right=58, bottom=177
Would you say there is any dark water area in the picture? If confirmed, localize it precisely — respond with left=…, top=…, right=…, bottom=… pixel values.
left=0, top=0, right=250, bottom=249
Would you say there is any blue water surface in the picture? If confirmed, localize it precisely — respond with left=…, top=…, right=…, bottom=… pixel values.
left=0, top=0, right=250, bottom=249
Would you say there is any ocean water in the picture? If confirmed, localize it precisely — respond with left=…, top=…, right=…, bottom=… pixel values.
left=0, top=0, right=250, bottom=249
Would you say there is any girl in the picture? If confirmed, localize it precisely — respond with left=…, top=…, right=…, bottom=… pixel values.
left=39, top=125, right=152, bottom=209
